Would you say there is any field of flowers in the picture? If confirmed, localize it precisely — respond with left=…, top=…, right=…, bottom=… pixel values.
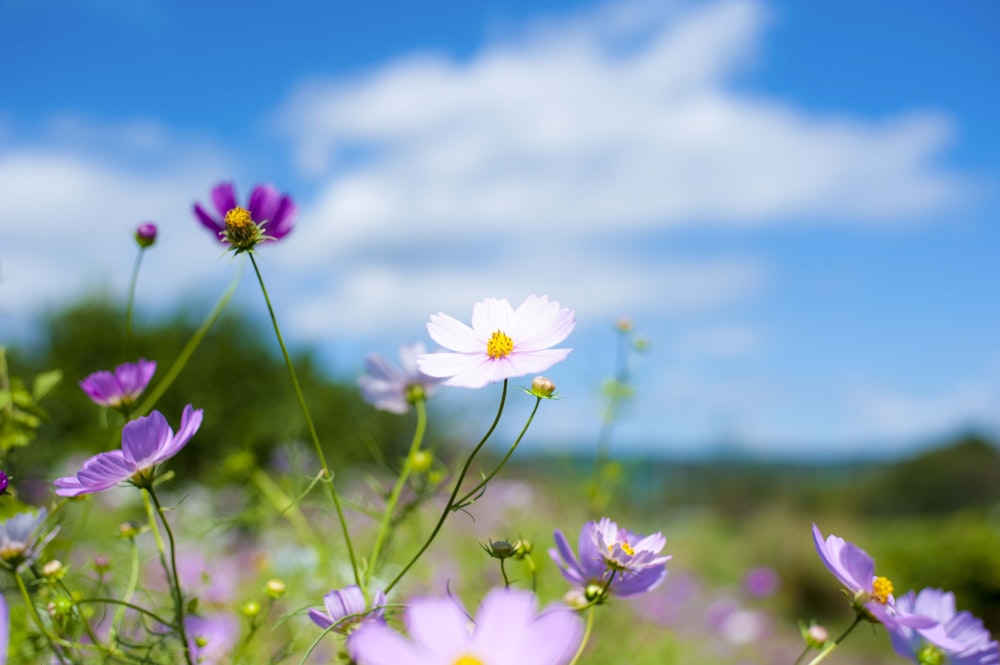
left=0, top=183, right=996, bottom=665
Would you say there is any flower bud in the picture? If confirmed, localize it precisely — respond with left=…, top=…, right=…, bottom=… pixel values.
left=800, top=621, right=830, bottom=649
left=93, top=555, right=111, bottom=572
left=617, top=317, right=633, bottom=332
left=482, top=539, right=517, bottom=560
left=242, top=600, right=262, bottom=618
left=409, top=450, right=433, bottom=473
left=513, top=539, right=533, bottom=558
left=135, top=222, right=158, bottom=248
left=529, top=376, right=556, bottom=398
left=42, top=559, right=65, bottom=579
left=48, top=596, right=73, bottom=618
left=265, top=578, right=286, bottom=599
left=118, top=522, right=140, bottom=539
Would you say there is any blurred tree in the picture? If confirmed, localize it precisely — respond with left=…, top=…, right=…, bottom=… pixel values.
left=5, top=299, right=412, bottom=490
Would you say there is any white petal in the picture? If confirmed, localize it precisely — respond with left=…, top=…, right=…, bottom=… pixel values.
left=427, top=313, right=483, bottom=353
left=471, top=297, right=515, bottom=335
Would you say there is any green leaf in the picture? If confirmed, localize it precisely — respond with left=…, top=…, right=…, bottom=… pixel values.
left=32, top=370, right=62, bottom=401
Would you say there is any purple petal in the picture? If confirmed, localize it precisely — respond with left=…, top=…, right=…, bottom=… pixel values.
left=247, top=185, right=280, bottom=225
left=266, top=195, right=296, bottom=239
left=349, top=622, right=423, bottom=665
left=122, top=411, right=172, bottom=468
left=515, top=604, right=583, bottom=664
left=194, top=204, right=226, bottom=238
left=211, top=182, right=238, bottom=217
left=79, top=371, right=121, bottom=406
left=157, top=405, right=203, bottom=461
left=472, top=589, right=538, bottom=661
left=404, top=597, right=471, bottom=658
left=614, top=565, right=668, bottom=597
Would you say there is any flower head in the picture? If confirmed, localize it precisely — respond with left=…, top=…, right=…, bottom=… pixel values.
left=79, top=359, right=156, bottom=410
left=54, top=405, right=202, bottom=496
left=0, top=508, right=58, bottom=570
left=812, top=524, right=936, bottom=631
left=890, top=588, right=999, bottom=665
left=310, top=585, right=387, bottom=641
left=193, top=182, right=296, bottom=250
left=359, top=343, right=443, bottom=414
left=350, top=587, right=582, bottom=665
left=134, top=222, right=157, bottom=248
left=550, top=518, right=670, bottom=600
left=417, top=295, right=575, bottom=389
left=0, top=470, right=8, bottom=495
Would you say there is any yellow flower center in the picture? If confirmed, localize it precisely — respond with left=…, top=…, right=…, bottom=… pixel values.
left=610, top=541, right=635, bottom=556
left=224, top=206, right=254, bottom=232
left=453, top=656, right=485, bottom=665
left=486, top=330, right=514, bottom=359
left=223, top=206, right=261, bottom=249
left=872, top=576, right=893, bottom=604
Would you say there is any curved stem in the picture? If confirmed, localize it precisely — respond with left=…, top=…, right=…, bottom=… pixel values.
left=250, top=468, right=323, bottom=550
left=124, top=248, right=145, bottom=356
left=135, top=266, right=242, bottom=418
left=365, top=398, right=427, bottom=589
left=247, top=253, right=360, bottom=586
left=110, top=537, right=142, bottom=645
left=385, top=381, right=508, bottom=594
left=567, top=606, right=596, bottom=665
left=802, top=615, right=863, bottom=665
left=454, top=396, right=541, bottom=509
left=15, top=572, right=72, bottom=664
left=145, top=487, right=195, bottom=665
left=75, top=598, right=174, bottom=628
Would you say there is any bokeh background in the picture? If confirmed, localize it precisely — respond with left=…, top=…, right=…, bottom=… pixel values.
left=1, top=1, right=999, bottom=662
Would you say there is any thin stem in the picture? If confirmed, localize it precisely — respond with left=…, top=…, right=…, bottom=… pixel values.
left=250, top=467, right=323, bottom=550
left=75, top=599, right=174, bottom=628
left=365, top=397, right=428, bottom=589
left=135, top=266, right=242, bottom=418
left=248, top=252, right=360, bottom=586
left=802, top=615, right=863, bottom=665
left=500, top=558, right=511, bottom=588
left=16, top=572, right=72, bottom=665
left=145, top=487, right=195, bottom=665
left=385, top=381, right=508, bottom=594
left=453, top=396, right=541, bottom=509
left=567, top=606, right=596, bottom=665
left=124, top=248, right=145, bottom=356
left=110, top=537, right=142, bottom=645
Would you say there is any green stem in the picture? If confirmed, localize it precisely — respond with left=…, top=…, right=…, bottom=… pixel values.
left=124, top=248, right=145, bottom=356
left=75, top=598, right=174, bottom=628
left=500, top=558, right=511, bottom=588
left=250, top=468, right=322, bottom=550
left=365, top=397, right=428, bottom=589
left=110, top=537, right=142, bottom=645
left=802, top=615, right=863, bottom=665
left=134, top=266, right=242, bottom=418
left=453, top=396, right=541, bottom=509
left=15, top=572, right=72, bottom=664
left=385, top=381, right=508, bottom=594
left=567, top=606, right=596, bottom=665
left=145, top=487, right=195, bottom=665
left=247, top=252, right=360, bottom=586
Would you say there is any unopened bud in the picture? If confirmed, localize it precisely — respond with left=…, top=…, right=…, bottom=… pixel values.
left=265, top=578, right=286, bottom=599
left=409, top=450, right=433, bottom=473
left=617, top=317, right=633, bottom=332
left=135, top=222, right=158, bottom=248
left=800, top=621, right=830, bottom=649
left=482, top=539, right=516, bottom=559
left=530, top=376, right=556, bottom=398
left=242, top=600, right=262, bottom=617
left=118, top=522, right=139, bottom=539
left=42, top=560, right=65, bottom=579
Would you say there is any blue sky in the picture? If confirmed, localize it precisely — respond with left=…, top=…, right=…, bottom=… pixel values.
left=2, top=0, right=998, bottom=459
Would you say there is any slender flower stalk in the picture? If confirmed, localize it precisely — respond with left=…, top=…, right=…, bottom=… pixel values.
left=146, top=486, right=195, bottom=665
left=134, top=267, right=241, bottom=418
left=385, top=381, right=508, bottom=594
left=800, top=616, right=863, bottom=665
left=125, top=223, right=157, bottom=355
left=366, top=396, right=428, bottom=589
left=247, top=252, right=360, bottom=585
left=567, top=606, right=596, bottom=665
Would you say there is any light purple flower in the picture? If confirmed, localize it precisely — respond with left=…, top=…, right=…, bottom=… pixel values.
left=350, top=587, right=582, bottom=665
left=79, top=359, right=156, bottom=409
left=890, top=588, right=999, bottom=665
left=310, top=585, right=387, bottom=644
left=0, top=591, right=7, bottom=665
left=359, top=343, right=443, bottom=414
left=193, top=182, right=296, bottom=244
left=186, top=613, right=238, bottom=665
left=0, top=508, right=58, bottom=570
left=743, top=566, right=780, bottom=598
left=812, top=524, right=935, bottom=632
left=550, top=518, right=670, bottom=599
left=417, top=295, right=574, bottom=389
left=54, top=405, right=202, bottom=497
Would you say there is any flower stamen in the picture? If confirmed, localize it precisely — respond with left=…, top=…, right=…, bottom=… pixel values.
left=872, top=576, right=893, bottom=604
left=611, top=541, right=635, bottom=556
left=453, top=656, right=485, bottom=665
left=223, top=206, right=262, bottom=250
left=486, top=331, right=514, bottom=360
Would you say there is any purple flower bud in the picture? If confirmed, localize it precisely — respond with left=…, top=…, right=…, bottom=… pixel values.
left=135, top=222, right=157, bottom=248
left=0, top=470, right=8, bottom=495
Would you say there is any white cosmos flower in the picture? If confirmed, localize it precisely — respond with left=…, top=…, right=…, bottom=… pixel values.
left=417, top=295, right=575, bottom=389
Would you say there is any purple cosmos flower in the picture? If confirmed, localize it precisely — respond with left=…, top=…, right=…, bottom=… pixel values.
left=79, top=359, right=156, bottom=410
left=310, top=585, right=387, bottom=646
left=0, top=470, right=8, bottom=495
left=0, top=508, right=58, bottom=570
left=0, top=590, right=7, bottom=665
left=417, top=295, right=575, bottom=389
left=743, top=566, right=780, bottom=598
left=54, top=405, right=202, bottom=497
left=812, top=524, right=937, bottom=633
left=193, top=182, right=296, bottom=245
left=550, top=518, right=670, bottom=600
left=350, top=587, right=582, bottom=665
left=890, top=588, right=999, bottom=665
left=359, top=343, right=443, bottom=414
left=135, top=222, right=157, bottom=248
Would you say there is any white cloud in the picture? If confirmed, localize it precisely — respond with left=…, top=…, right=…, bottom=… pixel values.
left=276, top=0, right=964, bottom=265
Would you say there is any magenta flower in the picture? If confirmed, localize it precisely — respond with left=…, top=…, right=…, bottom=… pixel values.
left=193, top=182, right=296, bottom=246
left=310, top=585, right=387, bottom=646
left=417, top=295, right=575, bottom=389
left=135, top=222, right=157, bottom=248
left=350, top=587, right=582, bottom=665
left=54, top=405, right=202, bottom=496
left=812, top=524, right=935, bottom=631
left=359, top=343, right=442, bottom=414
left=890, top=588, right=998, bottom=665
left=79, top=359, right=156, bottom=410
left=550, top=518, right=670, bottom=600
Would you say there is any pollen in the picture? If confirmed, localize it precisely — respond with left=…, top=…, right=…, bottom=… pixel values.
left=486, top=330, right=514, bottom=359
left=872, top=576, right=893, bottom=604
left=223, top=206, right=262, bottom=250
left=453, top=656, right=485, bottom=665
left=224, top=206, right=254, bottom=231
left=610, top=541, right=635, bottom=556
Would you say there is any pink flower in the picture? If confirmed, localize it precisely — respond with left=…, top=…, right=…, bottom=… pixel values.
left=417, top=295, right=574, bottom=389
left=79, top=359, right=156, bottom=410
